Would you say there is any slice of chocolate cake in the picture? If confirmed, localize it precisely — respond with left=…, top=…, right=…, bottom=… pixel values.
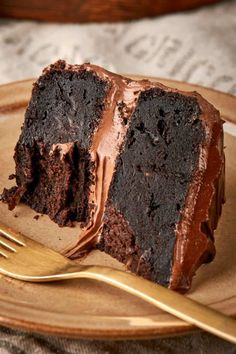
left=2, top=60, right=225, bottom=292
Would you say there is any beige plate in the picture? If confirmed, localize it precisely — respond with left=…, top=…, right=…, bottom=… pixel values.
left=0, top=77, right=236, bottom=340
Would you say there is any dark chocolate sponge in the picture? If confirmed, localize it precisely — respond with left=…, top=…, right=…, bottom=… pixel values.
left=3, top=61, right=109, bottom=226
left=98, top=89, right=204, bottom=287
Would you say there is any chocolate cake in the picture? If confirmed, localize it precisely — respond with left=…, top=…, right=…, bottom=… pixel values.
left=2, top=60, right=225, bottom=292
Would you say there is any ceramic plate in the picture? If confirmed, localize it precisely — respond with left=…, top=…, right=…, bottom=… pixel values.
left=0, top=77, right=235, bottom=339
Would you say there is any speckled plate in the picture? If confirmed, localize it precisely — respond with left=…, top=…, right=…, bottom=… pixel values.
left=0, top=77, right=235, bottom=339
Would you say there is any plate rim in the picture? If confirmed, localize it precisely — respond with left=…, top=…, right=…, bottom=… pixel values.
left=0, top=311, right=196, bottom=340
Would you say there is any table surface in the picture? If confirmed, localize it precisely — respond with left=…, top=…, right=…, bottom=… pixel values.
left=0, top=1, right=236, bottom=353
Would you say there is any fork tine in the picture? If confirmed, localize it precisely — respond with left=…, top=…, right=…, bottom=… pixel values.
left=0, top=242, right=13, bottom=258
left=0, top=250, right=9, bottom=258
left=0, top=222, right=25, bottom=246
left=0, top=234, right=17, bottom=252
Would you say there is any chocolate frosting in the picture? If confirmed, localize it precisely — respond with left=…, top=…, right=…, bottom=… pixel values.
left=47, top=61, right=224, bottom=290
left=169, top=96, right=225, bottom=291
left=61, top=64, right=157, bottom=258
left=50, top=143, right=75, bottom=160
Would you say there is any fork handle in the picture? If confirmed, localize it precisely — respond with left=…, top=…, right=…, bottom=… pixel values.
left=5, top=263, right=236, bottom=343
left=58, top=264, right=236, bottom=343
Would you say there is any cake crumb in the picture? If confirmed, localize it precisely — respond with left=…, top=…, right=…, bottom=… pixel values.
left=33, top=215, right=40, bottom=220
left=8, top=174, right=16, bottom=180
left=14, top=214, right=18, bottom=218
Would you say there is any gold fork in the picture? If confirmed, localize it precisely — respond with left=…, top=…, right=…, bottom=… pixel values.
left=0, top=222, right=235, bottom=343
